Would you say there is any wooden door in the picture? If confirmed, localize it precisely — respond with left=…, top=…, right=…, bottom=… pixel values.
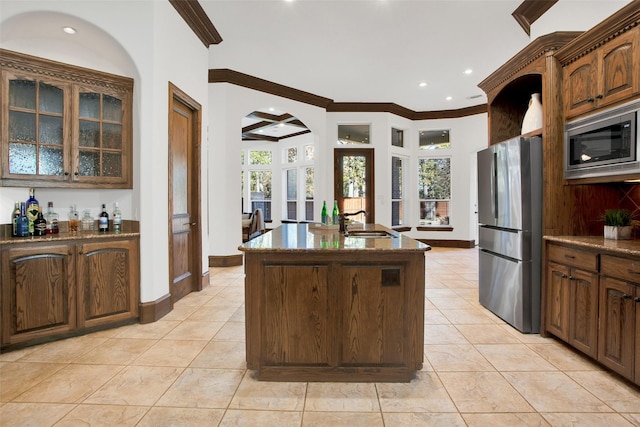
left=168, top=83, right=202, bottom=304
left=598, top=28, right=639, bottom=109
left=334, top=148, right=374, bottom=224
left=597, top=276, right=635, bottom=380
left=568, top=268, right=598, bottom=358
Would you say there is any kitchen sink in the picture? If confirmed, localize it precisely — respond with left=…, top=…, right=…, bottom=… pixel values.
left=347, top=230, right=395, bottom=238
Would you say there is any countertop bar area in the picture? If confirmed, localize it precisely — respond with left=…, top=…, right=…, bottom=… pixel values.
left=239, top=223, right=430, bottom=382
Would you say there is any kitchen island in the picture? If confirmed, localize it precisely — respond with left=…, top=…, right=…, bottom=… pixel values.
left=238, top=223, right=430, bottom=382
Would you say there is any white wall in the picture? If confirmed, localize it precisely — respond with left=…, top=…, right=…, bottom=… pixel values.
left=0, top=0, right=210, bottom=303
left=530, top=0, right=632, bottom=39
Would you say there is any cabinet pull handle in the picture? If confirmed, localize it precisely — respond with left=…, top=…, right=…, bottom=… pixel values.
left=560, top=273, right=568, bottom=279
left=568, top=275, right=574, bottom=280
left=595, top=94, right=603, bottom=99
left=587, top=97, right=595, bottom=103
left=627, top=269, right=640, bottom=275
left=564, top=254, right=575, bottom=259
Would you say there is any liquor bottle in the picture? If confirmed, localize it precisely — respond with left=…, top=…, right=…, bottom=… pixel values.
left=99, top=204, right=109, bottom=232
left=45, top=202, right=59, bottom=234
left=34, top=207, right=47, bottom=236
left=11, top=202, right=20, bottom=237
left=25, top=187, right=39, bottom=235
left=332, top=200, right=340, bottom=225
left=112, top=202, right=122, bottom=233
left=17, top=202, right=29, bottom=237
left=321, top=201, right=328, bottom=225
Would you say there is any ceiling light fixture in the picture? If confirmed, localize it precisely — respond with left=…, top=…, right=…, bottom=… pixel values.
left=418, top=82, right=427, bottom=88
left=464, top=69, right=473, bottom=75
left=445, top=96, right=452, bottom=101
left=62, top=26, right=77, bottom=34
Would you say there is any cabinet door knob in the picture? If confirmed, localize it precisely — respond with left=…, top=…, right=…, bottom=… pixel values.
left=64, top=171, right=70, bottom=176
left=634, top=297, right=640, bottom=303
left=587, top=97, right=595, bottom=103
left=595, top=94, right=603, bottom=99
left=622, top=294, right=632, bottom=299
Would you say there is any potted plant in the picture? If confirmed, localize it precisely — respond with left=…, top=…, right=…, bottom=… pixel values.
left=602, top=208, right=634, bottom=240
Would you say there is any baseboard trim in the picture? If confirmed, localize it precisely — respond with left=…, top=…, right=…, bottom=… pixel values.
left=139, top=293, right=172, bottom=324
left=417, top=239, right=475, bottom=249
left=209, top=254, right=243, bottom=267
left=201, top=270, right=210, bottom=289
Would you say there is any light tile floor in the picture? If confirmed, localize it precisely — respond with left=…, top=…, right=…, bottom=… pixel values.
left=1, top=247, right=640, bottom=426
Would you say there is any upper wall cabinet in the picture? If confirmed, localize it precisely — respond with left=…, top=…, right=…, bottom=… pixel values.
left=556, top=4, right=640, bottom=121
left=0, top=49, right=133, bottom=188
left=562, top=27, right=639, bottom=119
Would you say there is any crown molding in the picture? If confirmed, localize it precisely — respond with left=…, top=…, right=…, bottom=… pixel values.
left=209, top=69, right=487, bottom=120
left=169, top=0, right=222, bottom=47
left=512, top=0, right=559, bottom=36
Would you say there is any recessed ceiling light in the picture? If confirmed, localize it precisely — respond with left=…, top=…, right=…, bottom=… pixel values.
left=464, top=69, right=473, bottom=75
left=418, top=82, right=427, bottom=88
left=445, top=96, right=453, bottom=101
left=62, top=26, right=77, bottom=34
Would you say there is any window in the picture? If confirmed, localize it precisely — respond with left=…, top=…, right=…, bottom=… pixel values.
left=247, top=150, right=272, bottom=221
left=285, top=168, right=297, bottom=220
left=418, top=157, right=451, bottom=226
left=282, top=145, right=315, bottom=222
left=391, top=128, right=404, bottom=147
left=419, top=129, right=450, bottom=150
left=337, top=124, right=370, bottom=144
left=305, top=167, right=314, bottom=221
left=391, top=156, right=406, bottom=226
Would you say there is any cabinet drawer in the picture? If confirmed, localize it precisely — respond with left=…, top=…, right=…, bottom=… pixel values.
left=547, top=244, right=598, bottom=271
left=601, top=255, right=640, bottom=283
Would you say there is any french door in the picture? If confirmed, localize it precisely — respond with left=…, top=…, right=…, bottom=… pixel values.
left=333, top=148, right=374, bottom=224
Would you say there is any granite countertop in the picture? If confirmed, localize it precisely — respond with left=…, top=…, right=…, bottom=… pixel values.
left=239, top=223, right=430, bottom=253
left=544, top=235, right=640, bottom=257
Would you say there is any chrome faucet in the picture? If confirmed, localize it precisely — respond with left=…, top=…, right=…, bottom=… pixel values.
left=339, top=210, right=367, bottom=236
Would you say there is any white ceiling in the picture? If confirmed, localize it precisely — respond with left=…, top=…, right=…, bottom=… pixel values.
left=203, top=0, right=533, bottom=112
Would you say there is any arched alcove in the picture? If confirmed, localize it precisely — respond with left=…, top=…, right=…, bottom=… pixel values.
left=240, top=108, right=316, bottom=230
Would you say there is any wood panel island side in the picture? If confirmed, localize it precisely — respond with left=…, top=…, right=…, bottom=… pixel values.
left=238, top=223, right=430, bottom=382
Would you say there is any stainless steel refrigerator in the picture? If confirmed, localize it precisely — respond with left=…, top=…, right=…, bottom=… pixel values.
left=477, top=136, right=542, bottom=333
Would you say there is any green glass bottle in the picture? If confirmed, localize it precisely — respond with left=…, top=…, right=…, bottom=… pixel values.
left=321, top=201, right=328, bottom=225
left=332, top=200, right=340, bottom=225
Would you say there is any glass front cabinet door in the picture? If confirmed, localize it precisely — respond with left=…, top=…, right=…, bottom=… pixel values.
left=1, top=50, right=133, bottom=188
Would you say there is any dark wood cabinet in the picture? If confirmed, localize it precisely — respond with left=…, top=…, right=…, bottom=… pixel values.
left=543, top=238, right=640, bottom=386
left=77, top=238, right=139, bottom=330
left=1, top=235, right=139, bottom=350
left=1, top=243, right=76, bottom=345
left=545, top=244, right=599, bottom=358
left=597, top=254, right=640, bottom=381
left=597, top=276, right=636, bottom=379
left=1, top=49, right=133, bottom=188
left=563, top=27, right=639, bottom=119
left=242, top=230, right=426, bottom=382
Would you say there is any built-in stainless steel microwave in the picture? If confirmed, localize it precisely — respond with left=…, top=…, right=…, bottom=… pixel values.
left=564, top=100, right=640, bottom=180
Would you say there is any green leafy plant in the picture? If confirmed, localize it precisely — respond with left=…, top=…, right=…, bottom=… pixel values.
left=602, top=209, right=633, bottom=227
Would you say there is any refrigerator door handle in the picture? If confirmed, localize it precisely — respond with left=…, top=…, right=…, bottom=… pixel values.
left=492, top=152, right=498, bottom=219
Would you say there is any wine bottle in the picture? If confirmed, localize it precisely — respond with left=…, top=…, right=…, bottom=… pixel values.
left=113, top=202, right=122, bottom=233
left=25, top=187, right=39, bottom=236
left=321, top=201, right=328, bottom=225
left=99, top=204, right=109, bottom=232
left=34, top=207, right=47, bottom=236
left=45, top=202, right=59, bottom=234
left=11, top=202, right=20, bottom=237
left=332, top=200, right=340, bottom=225
left=17, top=202, right=29, bottom=237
